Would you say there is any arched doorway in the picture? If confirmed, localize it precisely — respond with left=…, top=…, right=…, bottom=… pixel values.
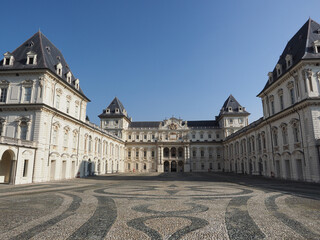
left=88, top=160, right=92, bottom=176
left=0, top=150, right=15, bottom=183
left=164, top=161, right=169, bottom=172
left=178, top=160, right=184, bottom=172
left=171, top=161, right=177, bottom=172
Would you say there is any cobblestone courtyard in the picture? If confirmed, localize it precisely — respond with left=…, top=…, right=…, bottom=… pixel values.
left=0, top=173, right=319, bottom=240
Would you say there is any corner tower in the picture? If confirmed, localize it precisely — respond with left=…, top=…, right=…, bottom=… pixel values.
left=99, top=97, right=131, bottom=139
left=217, top=95, right=250, bottom=138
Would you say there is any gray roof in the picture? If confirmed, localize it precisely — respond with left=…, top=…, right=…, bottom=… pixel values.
left=187, top=120, right=218, bottom=128
left=130, top=121, right=161, bottom=128
left=0, top=31, right=89, bottom=100
left=99, top=97, right=128, bottom=118
left=258, top=18, right=320, bottom=95
left=219, top=95, right=249, bottom=115
left=128, top=120, right=219, bottom=128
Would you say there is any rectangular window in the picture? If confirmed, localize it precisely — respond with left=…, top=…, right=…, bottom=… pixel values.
left=136, top=163, right=139, bottom=170
left=200, top=134, right=203, bottom=139
left=218, top=163, right=221, bottom=170
left=66, top=100, right=70, bottom=113
left=290, top=89, right=295, bottom=105
left=192, top=134, right=195, bottom=139
left=28, top=57, right=34, bottom=65
left=128, top=163, right=130, bottom=170
left=128, top=135, right=132, bottom=140
left=239, top=118, right=243, bottom=124
left=0, top=88, right=8, bottom=102
left=280, top=95, right=284, bottom=110
left=63, top=133, right=68, bottom=147
left=293, top=127, right=299, bottom=142
left=20, top=124, right=27, bottom=140
left=56, top=95, right=60, bottom=109
left=201, top=150, right=204, bottom=157
left=209, top=163, right=213, bottom=169
left=216, top=134, right=220, bottom=139
left=193, top=150, right=196, bottom=157
left=208, top=134, right=211, bottom=138
left=75, top=104, right=79, bottom=118
left=201, top=163, right=204, bottom=170
left=4, top=57, right=10, bottom=65
left=151, top=151, right=155, bottom=158
left=152, top=135, right=155, bottom=139
left=73, top=134, right=77, bottom=149
left=136, top=135, right=139, bottom=140
left=24, top=87, right=32, bottom=102
left=144, top=135, right=147, bottom=139
left=136, top=150, right=139, bottom=158
left=128, top=151, right=131, bottom=158
left=144, top=151, right=147, bottom=158
left=271, top=101, right=275, bottom=115
left=23, top=160, right=29, bottom=177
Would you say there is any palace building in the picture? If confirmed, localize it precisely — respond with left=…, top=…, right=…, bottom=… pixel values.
left=0, top=18, right=320, bottom=184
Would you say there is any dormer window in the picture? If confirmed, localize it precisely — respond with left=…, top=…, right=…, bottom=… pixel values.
left=74, top=79, right=79, bottom=90
left=56, top=63, right=62, bottom=76
left=228, top=107, right=232, bottom=112
left=276, top=64, right=282, bottom=77
left=115, top=108, right=119, bottom=113
left=3, top=52, right=14, bottom=66
left=268, top=72, right=273, bottom=83
left=66, top=71, right=72, bottom=83
left=285, top=54, right=292, bottom=69
left=313, top=40, right=320, bottom=53
left=106, top=108, right=110, bottom=113
left=26, top=51, right=37, bottom=65
left=238, top=107, right=242, bottom=112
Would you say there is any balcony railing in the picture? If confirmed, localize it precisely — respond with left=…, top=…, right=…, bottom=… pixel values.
left=0, top=136, right=36, bottom=148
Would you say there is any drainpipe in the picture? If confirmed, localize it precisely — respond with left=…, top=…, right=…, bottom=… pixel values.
left=47, top=81, right=58, bottom=167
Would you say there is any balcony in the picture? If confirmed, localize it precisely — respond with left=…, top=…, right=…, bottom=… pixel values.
left=0, top=136, right=36, bottom=148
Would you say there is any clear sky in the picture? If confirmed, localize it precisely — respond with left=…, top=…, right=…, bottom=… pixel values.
left=1, top=0, right=320, bottom=124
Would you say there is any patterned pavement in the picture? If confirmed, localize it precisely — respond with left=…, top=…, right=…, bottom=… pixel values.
left=0, top=172, right=319, bottom=240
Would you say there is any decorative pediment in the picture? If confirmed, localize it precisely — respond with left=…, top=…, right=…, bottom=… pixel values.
left=21, top=79, right=34, bottom=86
left=160, top=117, right=188, bottom=130
left=0, top=80, right=10, bottom=86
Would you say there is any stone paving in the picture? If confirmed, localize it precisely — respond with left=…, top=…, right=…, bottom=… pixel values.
left=0, top=172, right=319, bottom=240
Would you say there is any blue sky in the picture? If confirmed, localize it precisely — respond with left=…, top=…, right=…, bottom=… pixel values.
left=1, top=0, right=320, bottom=124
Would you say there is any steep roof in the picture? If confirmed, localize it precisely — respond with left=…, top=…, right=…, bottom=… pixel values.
left=0, top=31, right=89, bottom=100
left=258, top=18, right=320, bottom=95
left=99, top=97, right=128, bottom=118
left=219, top=95, right=249, bottom=115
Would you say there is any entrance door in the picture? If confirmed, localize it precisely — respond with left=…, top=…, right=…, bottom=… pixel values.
left=275, top=160, right=281, bottom=178
left=88, top=162, right=92, bottom=176
left=296, top=159, right=303, bottom=180
left=285, top=160, right=291, bottom=179
left=62, top=161, right=67, bottom=179
left=171, top=161, right=177, bottom=172
left=164, top=161, right=169, bottom=172
left=0, top=150, right=14, bottom=183
left=178, top=161, right=184, bottom=172
left=50, top=160, right=56, bottom=180
left=71, top=161, right=75, bottom=178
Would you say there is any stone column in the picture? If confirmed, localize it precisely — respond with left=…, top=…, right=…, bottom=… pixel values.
left=157, top=146, right=163, bottom=172
left=184, top=145, right=190, bottom=172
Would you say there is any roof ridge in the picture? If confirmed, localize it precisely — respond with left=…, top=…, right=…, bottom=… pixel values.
left=303, top=18, right=313, bottom=59
left=38, top=31, right=48, bottom=68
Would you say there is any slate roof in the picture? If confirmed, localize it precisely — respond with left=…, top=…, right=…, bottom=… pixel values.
left=0, top=31, right=89, bottom=100
left=99, top=97, right=128, bottom=118
left=128, top=120, right=219, bottom=128
left=219, top=95, right=249, bottom=115
left=258, top=18, right=320, bottom=95
left=130, top=121, right=161, bottom=128
left=187, top=120, right=219, bottom=128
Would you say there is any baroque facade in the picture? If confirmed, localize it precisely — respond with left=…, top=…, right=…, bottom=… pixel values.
left=0, top=18, right=320, bottom=184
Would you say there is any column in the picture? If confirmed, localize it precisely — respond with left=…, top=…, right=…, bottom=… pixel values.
left=157, top=146, right=163, bottom=172
left=184, top=145, right=190, bottom=172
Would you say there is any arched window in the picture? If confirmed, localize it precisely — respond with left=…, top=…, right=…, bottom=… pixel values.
left=89, top=136, right=92, bottom=152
